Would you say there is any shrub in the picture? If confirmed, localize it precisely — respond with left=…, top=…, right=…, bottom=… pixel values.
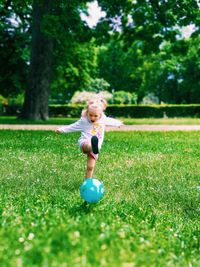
left=70, top=91, right=113, bottom=105
left=4, top=104, right=200, bottom=118
left=8, top=93, right=24, bottom=105
left=86, top=78, right=110, bottom=92
left=106, top=104, right=200, bottom=118
left=110, top=91, right=138, bottom=104
left=141, top=93, right=159, bottom=104
left=48, top=104, right=200, bottom=118
left=70, top=91, right=95, bottom=104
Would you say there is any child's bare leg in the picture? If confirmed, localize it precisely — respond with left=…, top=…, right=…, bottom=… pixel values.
left=82, top=141, right=91, bottom=154
left=86, top=154, right=96, bottom=179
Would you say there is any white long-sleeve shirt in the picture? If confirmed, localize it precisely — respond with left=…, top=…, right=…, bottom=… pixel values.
left=58, top=114, right=123, bottom=149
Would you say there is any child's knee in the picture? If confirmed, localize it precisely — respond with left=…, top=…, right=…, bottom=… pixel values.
left=82, top=142, right=91, bottom=153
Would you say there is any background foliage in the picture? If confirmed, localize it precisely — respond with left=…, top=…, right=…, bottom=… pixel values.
left=0, top=0, right=200, bottom=107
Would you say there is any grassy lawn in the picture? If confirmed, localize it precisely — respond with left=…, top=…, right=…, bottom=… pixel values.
left=0, top=116, right=200, bottom=125
left=0, top=130, right=199, bottom=266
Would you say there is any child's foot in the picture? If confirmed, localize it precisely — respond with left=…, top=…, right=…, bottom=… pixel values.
left=91, top=135, right=99, bottom=154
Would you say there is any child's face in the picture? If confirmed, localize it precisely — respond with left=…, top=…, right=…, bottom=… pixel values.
left=88, top=111, right=101, bottom=123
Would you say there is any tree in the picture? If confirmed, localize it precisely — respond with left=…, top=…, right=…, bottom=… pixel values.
left=134, top=36, right=200, bottom=104
left=179, top=36, right=200, bottom=103
left=97, top=0, right=199, bottom=52
left=96, top=0, right=200, bottom=103
left=1, top=0, right=199, bottom=117
left=21, top=0, right=54, bottom=120
left=0, top=0, right=31, bottom=97
left=50, top=40, right=98, bottom=103
left=97, top=37, right=142, bottom=93
left=21, top=0, right=94, bottom=120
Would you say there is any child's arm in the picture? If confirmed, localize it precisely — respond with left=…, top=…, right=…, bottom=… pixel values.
left=56, top=119, right=83, bottom=133
left=104, top=116, right=124, bottom=127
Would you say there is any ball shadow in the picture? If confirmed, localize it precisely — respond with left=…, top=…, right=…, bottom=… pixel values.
left=69, top=201, right=98, bottom=217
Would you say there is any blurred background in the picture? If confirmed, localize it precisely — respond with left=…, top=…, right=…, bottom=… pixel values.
left=0, top=0, right=199, bottom=120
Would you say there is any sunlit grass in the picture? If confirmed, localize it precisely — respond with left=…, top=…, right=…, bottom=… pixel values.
left=0, top=116, right=200, bottom=125
left=123, top=117, right=200, bottom=125
left=0, top=130, right=199, bottom=266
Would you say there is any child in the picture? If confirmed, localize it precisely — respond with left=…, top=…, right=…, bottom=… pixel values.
left=56, top=95, right=123, bottom=179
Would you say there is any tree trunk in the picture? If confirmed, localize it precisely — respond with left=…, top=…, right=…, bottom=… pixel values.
left=21, top=0, right=53, bottom=120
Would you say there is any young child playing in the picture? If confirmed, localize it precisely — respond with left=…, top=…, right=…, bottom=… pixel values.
left=56, top=95, right=123, bottom=179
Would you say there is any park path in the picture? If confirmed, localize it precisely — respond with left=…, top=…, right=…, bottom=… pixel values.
left=0, top=124, right=200, bottom=131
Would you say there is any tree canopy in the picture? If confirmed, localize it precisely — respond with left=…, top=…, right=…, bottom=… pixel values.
left=0, top=0, right=199, bottom=119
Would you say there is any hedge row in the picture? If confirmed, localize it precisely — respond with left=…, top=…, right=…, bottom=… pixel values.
left=2, top=104, right=200, bottom=118
left=49, top=104, right=200, bottom=118
left=107, top=104, right=200, bottom=118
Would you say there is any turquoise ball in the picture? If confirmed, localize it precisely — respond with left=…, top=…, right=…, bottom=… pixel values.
left=80, top=178, right=104, bottom=203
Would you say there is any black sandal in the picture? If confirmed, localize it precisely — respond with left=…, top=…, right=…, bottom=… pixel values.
left=91, top=135, right=99, bottom=154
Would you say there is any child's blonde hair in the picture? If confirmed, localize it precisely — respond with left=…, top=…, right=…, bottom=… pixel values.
left=81, top=94, right=107, bottom=118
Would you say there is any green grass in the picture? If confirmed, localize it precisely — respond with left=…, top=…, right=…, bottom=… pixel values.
left=0, top=130, right=200, bottom=266
left=0, top=116, right=200, bottom=125
left=0, top=116, right=78, bottom=125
